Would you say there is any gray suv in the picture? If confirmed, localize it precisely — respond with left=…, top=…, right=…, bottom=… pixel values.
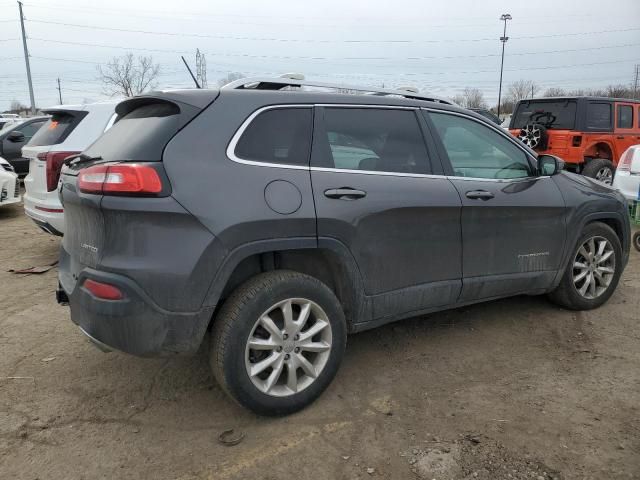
left=57, top=78, right=630, bottom=415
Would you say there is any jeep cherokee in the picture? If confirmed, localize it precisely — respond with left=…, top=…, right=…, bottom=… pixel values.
left=57, top=78, right=631, bottom=415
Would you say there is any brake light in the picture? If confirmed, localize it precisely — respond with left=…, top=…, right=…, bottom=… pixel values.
left=83, top=279, right=123, bottom=300
left=618, top=148, right=633, bottom=172
left=37, top=151, right=80, bottom=192
left=78, top=164, right=163, bottom=195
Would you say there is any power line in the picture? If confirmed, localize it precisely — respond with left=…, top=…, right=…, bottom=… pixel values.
left=25, top=19, right=640, bottom=44
left=26, top=37, right=640, bottom=62
left=25, top=54, right=640, bottom=75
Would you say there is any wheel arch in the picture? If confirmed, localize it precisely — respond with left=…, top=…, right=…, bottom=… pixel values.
left=583, top=141, right=615, bottom=164
left=551, top=211, right=628, bottom=290
left=202, top=237, right=368, bottom=331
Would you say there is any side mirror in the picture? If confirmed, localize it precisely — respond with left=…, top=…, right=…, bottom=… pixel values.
left=7, top=130, right=25, bottom=143
left=537, top=154, right=564, bottom=176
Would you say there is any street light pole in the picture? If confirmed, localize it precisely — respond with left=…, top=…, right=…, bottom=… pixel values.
left=497, top=13, right=512, bottom=119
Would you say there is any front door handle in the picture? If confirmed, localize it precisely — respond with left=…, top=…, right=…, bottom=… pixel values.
left=465, top=190, right=495, bottom=200
left=324, top=187, right=367, bottom=200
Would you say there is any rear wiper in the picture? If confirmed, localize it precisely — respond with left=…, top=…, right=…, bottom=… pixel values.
left=63, top=153, right=103, bottom=167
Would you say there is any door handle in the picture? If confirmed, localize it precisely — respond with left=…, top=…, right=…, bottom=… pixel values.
left=616, top=136, right=625, bottom=140
left=324, top=187, right=367, bottom=200
left=465, top=190, right=495, bottom=200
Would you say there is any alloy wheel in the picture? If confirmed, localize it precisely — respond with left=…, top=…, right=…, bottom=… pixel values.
left=245, top=298, right=332, bottom=397
left=595, top=167, right=613, bottom=185
left=518, top=124, right=542, bottom=149
left=572, top=236, right=615, bottom=299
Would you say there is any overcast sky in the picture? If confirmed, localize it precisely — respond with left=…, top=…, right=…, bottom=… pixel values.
left=1, top=0, right=639, bottom=110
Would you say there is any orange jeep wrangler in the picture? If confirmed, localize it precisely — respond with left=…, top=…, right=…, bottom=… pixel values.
left=509, top=97, right=640, bottom=184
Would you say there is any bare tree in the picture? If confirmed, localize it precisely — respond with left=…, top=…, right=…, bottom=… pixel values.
left=9, top=99, right=27, bottom=112
left=452, top=87, right=486, bottom=108
left=217, top=72, right=244, bottom=87
left=98, top=53, right=160, bottom=97
left=543, top=87, right=566, bottom=97
left=507, top=80, right=540, bottom=103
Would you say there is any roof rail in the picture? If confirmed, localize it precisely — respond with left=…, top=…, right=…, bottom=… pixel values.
left=221, top=77, right=453, bottom=105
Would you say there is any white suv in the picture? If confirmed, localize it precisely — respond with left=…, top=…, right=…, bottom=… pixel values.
left=23, top=100, right=120, bottom=235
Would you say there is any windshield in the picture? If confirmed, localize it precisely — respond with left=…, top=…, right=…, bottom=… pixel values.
left=512, top=100, right=577, bottom=130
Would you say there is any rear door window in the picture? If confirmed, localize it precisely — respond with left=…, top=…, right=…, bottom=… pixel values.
left=617, top=105, right=633, bottom=129
left=28, top=112, right=87, bottom=146
left=586, top=103, right=613, bottom=130
left=315, top=107, right=431, bottom=174
left=233, top=107, right=312, bottom=167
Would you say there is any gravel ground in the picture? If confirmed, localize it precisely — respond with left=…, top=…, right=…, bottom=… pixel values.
left=1, top=200, right=639, bottom=480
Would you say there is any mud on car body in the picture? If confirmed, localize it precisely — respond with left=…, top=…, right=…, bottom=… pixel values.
left=57, top=78, right=631, bottom=415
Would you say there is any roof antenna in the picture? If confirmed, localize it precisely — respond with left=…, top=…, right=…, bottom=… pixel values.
left=181, top=56, right=201, bottom=89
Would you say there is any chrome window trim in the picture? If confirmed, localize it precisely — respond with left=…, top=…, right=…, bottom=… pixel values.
left=226, top=103, right=548, bottom=185
left=226, top=104, right=313, bottom=171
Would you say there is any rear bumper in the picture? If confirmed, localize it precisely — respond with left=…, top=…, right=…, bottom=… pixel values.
left=58, top=251, right=213, bottom=356
left=23, top=192, right=65, bottom=235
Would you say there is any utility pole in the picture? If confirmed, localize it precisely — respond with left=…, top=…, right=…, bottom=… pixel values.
left=57, top=78, right=63, bottom=104
left=497, top=13, right=512, bottom=118
left=18, top=1, right=36, bottom=115
left=634, top=64, right=639, bottom=99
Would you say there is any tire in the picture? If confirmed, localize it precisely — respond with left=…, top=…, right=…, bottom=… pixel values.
left=582, top=158, right=615, bottom=185
left=210, top=270, right=347, bottom=416
left=633, top=231, right=640, bottom=252
left=548, top=222, right=622, bottom=310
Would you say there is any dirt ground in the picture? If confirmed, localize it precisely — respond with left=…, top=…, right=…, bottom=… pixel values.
left=1, top=198, right=639, bottom=480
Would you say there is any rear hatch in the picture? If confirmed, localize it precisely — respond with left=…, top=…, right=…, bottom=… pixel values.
left=23, top=109, right=87, bottom=201
left=59, top=91, right=218, bottom=294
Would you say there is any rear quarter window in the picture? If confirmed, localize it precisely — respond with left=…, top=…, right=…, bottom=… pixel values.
left=28, top=112, right=87, bottom=146
left=586, top=103, right=613, bottom=130
left=233, top=107, right=313, bottom=167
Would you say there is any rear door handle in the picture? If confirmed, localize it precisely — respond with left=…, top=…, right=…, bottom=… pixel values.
left=465, top=190, right=495, bottom=200
left=616, top=136, right=625, bottom=140
left=324, top=187, right=367, bottom=200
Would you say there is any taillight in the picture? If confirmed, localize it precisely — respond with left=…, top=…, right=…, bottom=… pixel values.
left=78, top=163, right=163, bottom=195
left=83, top=279, right=123, bottom=300
left=618, top=148, right=633, bottom=172
left=37, top=151, right=80, bottom=192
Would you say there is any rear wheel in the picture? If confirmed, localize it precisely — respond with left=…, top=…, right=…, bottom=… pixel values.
left=633, top=231, right=640, bottom=252
left=210, top=270, right=347, bottom=416
left=582, top=158, right=615, bottom=185
left=548, top=222, right=622, bottom=310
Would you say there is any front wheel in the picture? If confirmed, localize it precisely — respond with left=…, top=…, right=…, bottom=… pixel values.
left=548, top=222, right=622, bottom=310
left=210, top=271, right=347, bottom=416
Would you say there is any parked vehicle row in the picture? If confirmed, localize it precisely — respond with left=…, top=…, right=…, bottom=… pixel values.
left=54, top=78, right=630, bottom=415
